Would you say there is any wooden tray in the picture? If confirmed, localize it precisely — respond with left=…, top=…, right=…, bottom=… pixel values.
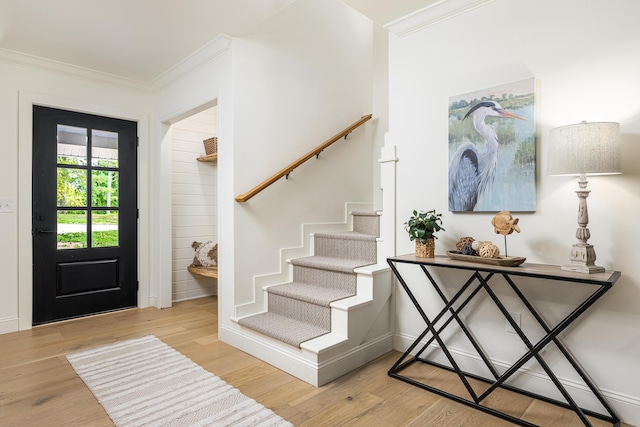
left=446, top=251, right=526, bottom=267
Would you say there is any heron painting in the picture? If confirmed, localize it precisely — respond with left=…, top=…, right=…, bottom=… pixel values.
left=448, top=78, right=536, bottom=212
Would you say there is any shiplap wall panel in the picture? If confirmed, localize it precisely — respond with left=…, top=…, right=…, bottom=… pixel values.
left=171, top=194, right=215, bottom=206
left=172, top=205, right=211, bottom=214
left=171, top=106, right=218, bottom=301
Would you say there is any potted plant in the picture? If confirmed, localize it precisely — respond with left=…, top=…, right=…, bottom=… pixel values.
left=404, top=209, right=444, bottom=258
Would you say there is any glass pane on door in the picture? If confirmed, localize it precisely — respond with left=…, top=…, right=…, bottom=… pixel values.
left=57, top=125, right=87, bottom=165
left=91, top=170, right=119, bottom=207
left=92, top=129, right=119, bottom=167
left=92, top=210, right=119, bottom=248
left=57, top=167, right=87, bottom=207
left=57, top=210, right=87, bottom=249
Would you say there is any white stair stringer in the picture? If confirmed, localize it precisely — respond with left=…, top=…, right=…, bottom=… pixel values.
left=229, top=208, right=394, bottom=386
left=234, top=202, right=371, bottom=318
left=301, top=262, right=393, bottom=354
left=228, top=260, right=393, bottom=387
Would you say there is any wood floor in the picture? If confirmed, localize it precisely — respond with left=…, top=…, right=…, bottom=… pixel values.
left=0, top=296, right=629, bottom=427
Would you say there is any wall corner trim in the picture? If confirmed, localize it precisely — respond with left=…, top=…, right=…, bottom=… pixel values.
left=384, top=0, right=496, bottom=37
left=150, top=34, right=232, bottom=90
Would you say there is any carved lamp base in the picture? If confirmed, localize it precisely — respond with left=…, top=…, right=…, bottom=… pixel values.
left=561, top=243, right=605, bottom=273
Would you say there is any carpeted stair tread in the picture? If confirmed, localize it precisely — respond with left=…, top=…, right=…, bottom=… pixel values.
left=351, top=210, right=380, bottom=216
left=239, top=210, right=381, bottom=349
left=313, top=231, right=377, bottom=241
left=238, top=312, right=330, bottom=347
left=268, top=282, right=355, bottom=306
left=291, top=255, right=373, bottom=273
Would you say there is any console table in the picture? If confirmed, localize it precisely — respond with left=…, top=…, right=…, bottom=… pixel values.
left=387, top=254, right=620, bottom=427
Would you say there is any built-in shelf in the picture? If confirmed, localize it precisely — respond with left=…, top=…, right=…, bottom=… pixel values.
left=187, top=265, right=218, bottom=278
left=196, top=153, right=217, bottom=162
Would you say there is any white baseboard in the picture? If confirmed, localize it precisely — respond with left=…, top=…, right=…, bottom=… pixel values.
left=219, top=323, right=393, bottom=387
left=145, top=295, right=159, bottom=308
left=316, top=332, right=394, bottom=386
left=0, top=317, right=19, bottom=335
left=172, top=289, right=217, bottom=303
left=393, top=332, right=640, bottom=425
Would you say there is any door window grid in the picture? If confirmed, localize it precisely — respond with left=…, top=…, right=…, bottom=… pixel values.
left=56, top=125, right=119, bottom=250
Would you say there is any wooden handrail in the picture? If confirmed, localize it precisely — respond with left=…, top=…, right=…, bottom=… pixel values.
left=235, top=114, right=372, bottom=202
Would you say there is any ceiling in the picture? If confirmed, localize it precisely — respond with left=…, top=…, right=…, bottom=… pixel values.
left=0, top=0, right=437, bottom=84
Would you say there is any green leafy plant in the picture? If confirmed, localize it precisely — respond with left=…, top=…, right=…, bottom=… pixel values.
left=404, top=210, right=445, bottom=243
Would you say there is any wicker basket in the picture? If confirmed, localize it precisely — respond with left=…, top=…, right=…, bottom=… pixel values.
left=203, top=137, right=218, bottom=155
left=415, top=238, right=435, bottom=258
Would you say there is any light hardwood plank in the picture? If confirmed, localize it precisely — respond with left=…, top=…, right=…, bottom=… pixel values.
left=0, top=297, right=630, bottom=427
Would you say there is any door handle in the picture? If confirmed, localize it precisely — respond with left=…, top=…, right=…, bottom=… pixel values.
left=34, top=228, right=57, bottom=236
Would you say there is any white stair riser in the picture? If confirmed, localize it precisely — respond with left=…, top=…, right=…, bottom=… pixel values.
left=293, top=266, right=357, bottom=291
left=231, top=206, right=393, bottom=386
left=313, top=235, right=377, bottom=262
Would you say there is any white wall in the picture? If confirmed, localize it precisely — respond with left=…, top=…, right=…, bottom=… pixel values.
left=171, top=107, right=218, bottom=301
left=226, top=0, right=376, bottom=312
left=371, top=24, right=389, bottom=207
left=153, top=35, right=232, bottom=310
left=0, top=56, right=153, bottom=333
left=388, top=0, right=640, bottom=423
left=150, top=0, right=382, bottom=358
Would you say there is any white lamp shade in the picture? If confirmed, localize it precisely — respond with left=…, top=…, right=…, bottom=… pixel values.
left=547, top=121, right=622, bottom=176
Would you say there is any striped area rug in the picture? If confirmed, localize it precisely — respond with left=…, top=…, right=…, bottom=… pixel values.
left=66, top=335, right=293, bottom=427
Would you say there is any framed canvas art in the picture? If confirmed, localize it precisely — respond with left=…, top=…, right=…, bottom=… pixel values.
left=448, top=78, right=536, bottom=212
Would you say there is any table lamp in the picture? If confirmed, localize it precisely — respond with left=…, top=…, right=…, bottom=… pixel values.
left=547, top=121, right=621, bottom=273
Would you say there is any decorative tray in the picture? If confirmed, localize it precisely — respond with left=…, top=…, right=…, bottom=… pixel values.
left=446, top=251, right=526, bottom=267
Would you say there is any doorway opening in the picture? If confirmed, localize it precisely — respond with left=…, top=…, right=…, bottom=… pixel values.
left=170, top=104, right=218, bottom=302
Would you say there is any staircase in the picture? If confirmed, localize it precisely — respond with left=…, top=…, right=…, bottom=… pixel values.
left=232, top=209, right=394, bottom=386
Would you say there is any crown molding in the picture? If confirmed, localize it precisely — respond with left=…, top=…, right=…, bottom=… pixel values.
left=149, top=34, right=232, bottom=91
left=0, top=47, right=150, bottom=91
left=0, top=33, right=232, bottom=92
left=384, top=0, right=496, bottom=37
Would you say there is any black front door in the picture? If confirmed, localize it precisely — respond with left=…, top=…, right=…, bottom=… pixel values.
left=32, top=106, right=138, bottom=325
